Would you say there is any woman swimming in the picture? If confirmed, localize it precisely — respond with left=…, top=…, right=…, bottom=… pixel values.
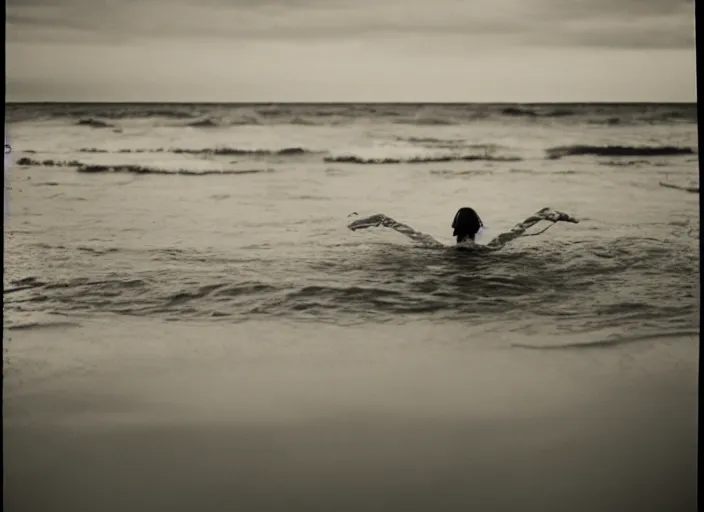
left=347, top=207, right=579, bottom=251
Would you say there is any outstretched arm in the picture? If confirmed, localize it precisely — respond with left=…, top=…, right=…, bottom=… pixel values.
left=485, top=207, right=578, bottom=250
left=347, top=213, right=444, bottom=248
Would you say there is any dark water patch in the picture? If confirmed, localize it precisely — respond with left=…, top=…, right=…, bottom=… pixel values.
left=395, top=136, right=466, bottom=145
left=290, top=116, right=321, bottom=126
left=648, top=110, right=699, bottom=122
left=501, top=107, right=575, bottom=118
left=187, top=118, right=220, bottom=127
left=77, top=164, right=275, bottom=176
left=545, top=109, right=575, bottom=117
left=396, top=138, right=507, bottom=153
left=393, top=117, right=457, bottom=126
left=6, top=320, right=81, bottom=331
left=659, top=182, right=699, bottom=193
left=75, top=246, right=121, bottom=255
left=77, top=118, right=113, bottom=128
left=429, top=169, right=494, bottom=176
left=212, top=282, right=280, bottom=297
left=163, top=284, right=230, bottom=306
left=172, top=146, right=310, bottom=156
left=325, top=155, right=522, bottom=165
left=10, top=277, right=46, bottom=286
left=595, top=301, right=654, bottom=315
left=546, top=145, right=695, bottom=159
left=16, top=157, right=81, bottom=167
left=587, top=117, right=622, bottom=126
left=40, top=277, right=149, bottom=291
left=55, top=107, right=200, bottom=120
left=118, top=148, right=165, bottom=153
left=4, top=283, right=46, bottom=294
left=502, top=107, right=538, bottom=117
left=598, top=160, right=653, bottom=167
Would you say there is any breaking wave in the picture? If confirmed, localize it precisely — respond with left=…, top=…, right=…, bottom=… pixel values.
left=324, top=154, right=522, bottom=164
left=14, top=157, right=274, bottom=176
left=74, top=146, right=313, bottom=156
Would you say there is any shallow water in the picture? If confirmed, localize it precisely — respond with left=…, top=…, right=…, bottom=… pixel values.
left=3, top=103, right=700, bottom=512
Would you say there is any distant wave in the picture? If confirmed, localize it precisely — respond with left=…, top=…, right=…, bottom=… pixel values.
left=393, top=117, right=457, bottom=126
left=324, top=154, right=522, bottom=164
left=512, top=329, right=699, bottom=350
left=429, top=169, right=493, bottom=176
left=502, top=107, right=575, bottom=118
left=597, top=160, right=652, bottom=167
left=17, top=157, right=83, bottom=167
left=172, top=146, right=310, bottom=156
left=395, top=136, right=465, bottom=145
left=587, top=117, right=622, bottom=126
left=187, top=118, right=220, bottom=128
left=71, top=147, right=517, bottom=164
left=7, top=103, right=697, bottom=128
left=648, top=110, right=699, bottom=123
left=6, top=320, right=81, bottom=331
left=182, top=112, right=266, bottom=126
left=394, top=138, right=506, bottom=154
left=14, top=157, right=274, bottom=176
left=659, top=182, right=699, bottom=193
left=59, top=108, right=199, bottom=120
left=546, top=145, right=696, bottom=159
left=77, top=165, right=274, bottom=176
left=290, top=116, right=323, bottom=126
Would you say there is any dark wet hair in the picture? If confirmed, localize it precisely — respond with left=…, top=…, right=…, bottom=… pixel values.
left=452, top=207, right=483, bottom=243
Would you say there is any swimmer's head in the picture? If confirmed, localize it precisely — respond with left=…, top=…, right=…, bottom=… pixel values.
left=452, top=207, right=483, bottom=243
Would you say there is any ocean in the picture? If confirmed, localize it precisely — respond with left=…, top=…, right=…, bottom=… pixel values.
left=3, top=103, right=700, bottom=512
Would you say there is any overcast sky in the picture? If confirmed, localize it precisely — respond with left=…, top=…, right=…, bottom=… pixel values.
left=5, top=0, right=697, bottom=102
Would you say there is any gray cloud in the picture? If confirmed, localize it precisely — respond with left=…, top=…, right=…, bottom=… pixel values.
left=5, top=0, right=695, bottom=49
left=5, top=0, right=696, bottom=102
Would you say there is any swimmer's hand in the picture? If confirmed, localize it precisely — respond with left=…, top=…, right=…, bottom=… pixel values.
left=346, top=213, right=443, bottom=247
left=485, top=207, right=578, bottom=249
left=533, top=207, right=579, bottom=224
left=347, top=213, right=395, bottom=231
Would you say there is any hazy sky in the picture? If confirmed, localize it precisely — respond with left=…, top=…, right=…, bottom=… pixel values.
left=5, top=0, right=697, bottom=102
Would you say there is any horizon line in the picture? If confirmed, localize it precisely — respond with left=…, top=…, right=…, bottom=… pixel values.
left=5, top=100, right=698, bottom=105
